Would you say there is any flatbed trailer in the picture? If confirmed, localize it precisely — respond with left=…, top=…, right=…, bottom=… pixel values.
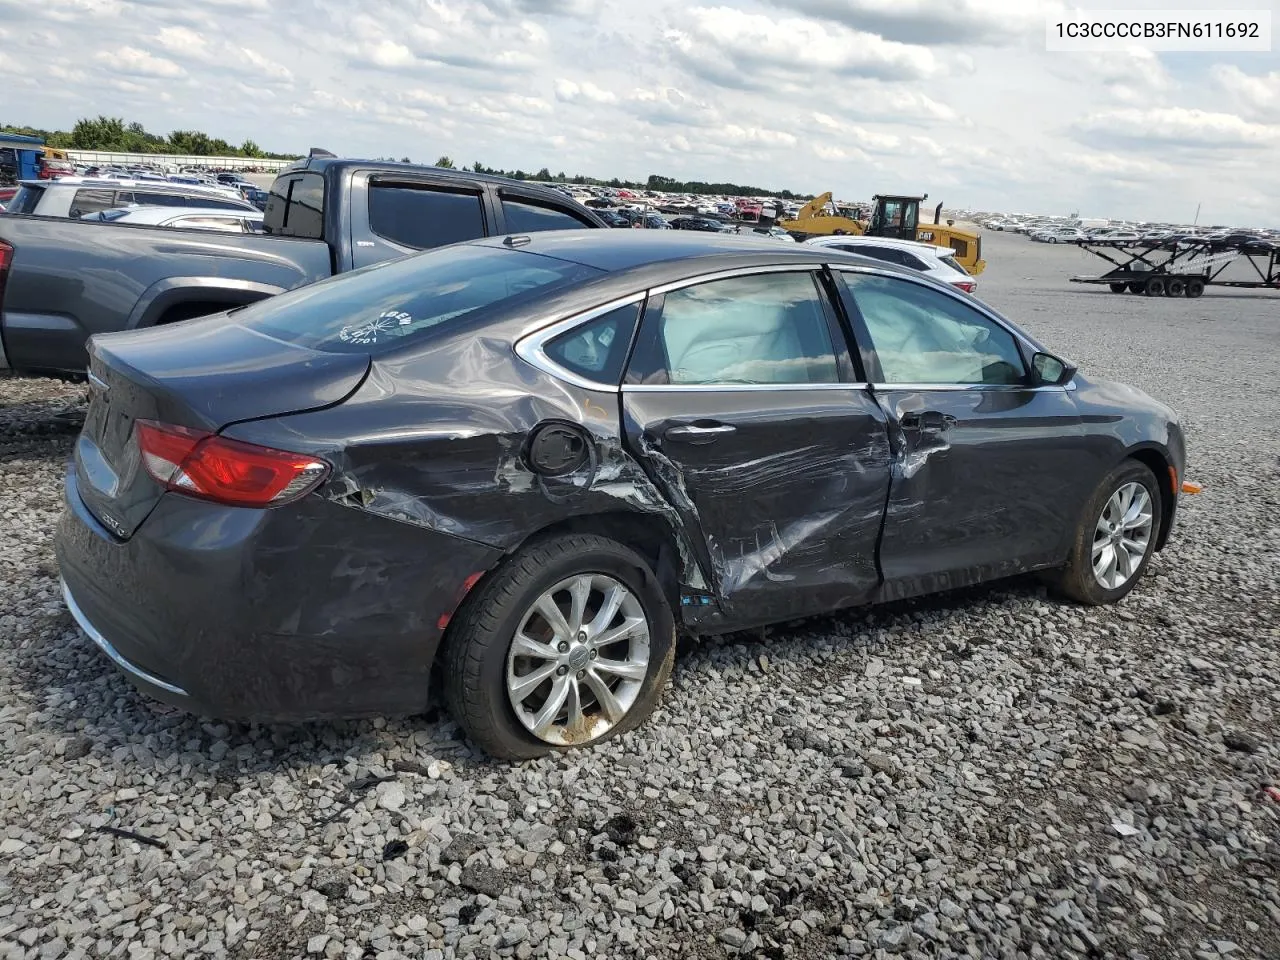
left=1069, top=240, right=1280, bottom=297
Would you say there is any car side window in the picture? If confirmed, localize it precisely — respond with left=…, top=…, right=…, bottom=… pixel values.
left=368, top=182, right=486, bottom=250
left=635, top=272, right=840, bottom=385
left=839, top=244, right=898, bottom=265
left=502, top=197, right=595, bottom=233
left=844, top=273, right=1026, bottom=386
left=133, top=192, right=184, bottom=207
left=544, top=302, right=641, bottom=385
left=69, top=189, right=117, bottom=218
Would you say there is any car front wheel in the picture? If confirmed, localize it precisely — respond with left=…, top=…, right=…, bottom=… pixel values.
left=441, top=534, right=676, bottom=759
left=1050, top=460, right=1162, bottom=605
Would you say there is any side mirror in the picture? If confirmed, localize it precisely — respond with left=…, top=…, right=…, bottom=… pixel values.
left=1032, top=352, right=1078, bottom=386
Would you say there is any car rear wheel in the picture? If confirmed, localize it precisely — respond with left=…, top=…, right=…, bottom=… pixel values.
left=441, top=534, right=676, bottom=759
left=1049, top=460, right=1162, bottom=605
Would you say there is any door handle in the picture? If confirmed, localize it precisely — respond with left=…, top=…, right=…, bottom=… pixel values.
left=665, top=423, right=736, bottom=443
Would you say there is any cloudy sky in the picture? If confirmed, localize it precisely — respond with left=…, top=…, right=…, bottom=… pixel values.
left=1, top=0, right=1277, bottom=223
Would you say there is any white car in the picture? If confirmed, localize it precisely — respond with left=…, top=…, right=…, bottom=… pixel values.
left=804, top=235, right=978, bottom=293
left=78, top=205, right=265, bottom=233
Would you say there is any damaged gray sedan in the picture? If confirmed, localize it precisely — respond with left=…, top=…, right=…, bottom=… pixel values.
left=56, top=231, right=1187, bottom=758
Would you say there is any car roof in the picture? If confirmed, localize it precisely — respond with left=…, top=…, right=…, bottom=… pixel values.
left=469, top=228, right=915, bottom=276
left=804, top=235, right=956, bottom=258
left=19, top=177, right=244, bottom=197
left=284, top=157, right=594, bottom=207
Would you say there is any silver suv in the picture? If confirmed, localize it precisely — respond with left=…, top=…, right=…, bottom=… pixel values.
left=4, top=178, right=256, bottom=219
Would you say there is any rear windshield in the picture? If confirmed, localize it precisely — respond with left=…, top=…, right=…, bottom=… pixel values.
left=263, top=172, right=324, bottom=239
left=937, top=254, right=969, bottom=276
left=6, top=185, right=45, bottom=215
left=235, top=243, right=603, bottom=354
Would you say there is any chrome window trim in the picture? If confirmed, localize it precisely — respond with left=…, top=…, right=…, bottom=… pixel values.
left=515, top=264, right=834, bottom=391
left=870, top=382, right=1076, bottom=393
left=622, top=382, right=868, bottom=393
left=647, top=262, right=829, bottom=297
left=514, top=292, right=647, bottom=391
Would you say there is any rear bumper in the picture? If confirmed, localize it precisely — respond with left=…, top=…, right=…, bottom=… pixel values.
left=61, top=576, right=195, bottom=708
left=55, top=468, right=504, bottom=722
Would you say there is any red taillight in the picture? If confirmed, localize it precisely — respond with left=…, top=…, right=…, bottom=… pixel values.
left=0, top=240, right=12, bottom=307
left=136, top=420, right=329, bottom=508
left=952, top=280, right=976, bottom=294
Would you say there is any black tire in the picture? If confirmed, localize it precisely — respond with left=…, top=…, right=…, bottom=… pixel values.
left=1048, top=460, right=1163, bottom=606
left=1109, top=282, right=1127, bottom=293
left=1165, top=277, right=1186, bottom=297
left=1144, top=277, right=1166, bottom=297
left=1127, top=282, right=1144, bottom=294
left=441, top=534, right=676, bottom=759
left=1185, top=278, right=1205, bottom=298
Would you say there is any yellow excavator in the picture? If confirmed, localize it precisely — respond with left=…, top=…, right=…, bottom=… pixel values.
left=780, top=192, right=986, bottom=276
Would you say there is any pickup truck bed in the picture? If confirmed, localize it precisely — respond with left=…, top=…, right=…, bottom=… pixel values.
left=0, top=216, right=330, bottom=377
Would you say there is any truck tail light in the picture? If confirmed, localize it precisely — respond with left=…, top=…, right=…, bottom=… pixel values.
left=136, top=420, right=329, bottom=508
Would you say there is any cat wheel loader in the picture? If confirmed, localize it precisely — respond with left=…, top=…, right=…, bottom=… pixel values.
left=779, top=192, right=986, bottom=276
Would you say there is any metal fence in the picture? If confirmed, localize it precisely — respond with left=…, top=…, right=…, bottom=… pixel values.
left=63, top=151, right=298, bottom=171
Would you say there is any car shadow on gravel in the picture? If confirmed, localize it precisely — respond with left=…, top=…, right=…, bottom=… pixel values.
left=13, top=570, right=1048, bottom=782
left=675, top=573, right=1048, bottom=667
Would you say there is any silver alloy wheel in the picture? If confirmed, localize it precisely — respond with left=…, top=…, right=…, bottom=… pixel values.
left=505, top=573, right=650, bottom=746
left=1091, top=481, right=1154, bottom=590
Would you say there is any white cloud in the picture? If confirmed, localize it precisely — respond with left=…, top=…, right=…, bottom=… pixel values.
left=95, top=46, right=184, bottom=78
left=762, top=0, right=1043, bottom=45
left=1212, top=64, right=1280, bottom=120
left=667, top=6, right=942, bottom=87
left=1073, top=107, right=1280, bottom=149
left=554, top=79, right=618, bottom=104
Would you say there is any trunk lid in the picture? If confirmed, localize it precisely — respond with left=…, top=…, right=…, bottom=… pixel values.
left=75, top=316, right=369, bottom=539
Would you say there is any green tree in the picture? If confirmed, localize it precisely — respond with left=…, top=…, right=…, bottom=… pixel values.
left=435, top=155, right=454, bottom=168
left=241, top=139, right=261, bottom=158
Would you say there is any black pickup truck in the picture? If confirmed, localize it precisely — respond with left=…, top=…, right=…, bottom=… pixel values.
left=0, top=158, right=607, bottom=378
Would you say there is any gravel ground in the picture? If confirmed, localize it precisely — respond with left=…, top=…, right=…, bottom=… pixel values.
left=1, top=233, right=1277, bottom=960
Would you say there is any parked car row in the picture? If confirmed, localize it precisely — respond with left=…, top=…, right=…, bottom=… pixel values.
left=978, top=213, right=1280, bottom=250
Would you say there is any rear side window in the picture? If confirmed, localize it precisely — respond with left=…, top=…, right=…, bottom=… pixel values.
left=69, top=189, right=117, bottom=218
left=191, top=196, right=252, bottom=211
left=544, top=302, right=640, bottom=385
left=263, top=172, right=325, bottom=239
left=368, top=182, right=486, bottom=249
left=631, top=272, right=840, bottom=385
left=501, top=197, right=595, bottom=233
left=235, top=243, right=602, bottom=354
left=6, top=185, right=45, bottom=215
left=133, top=191, right=184, bottom=206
